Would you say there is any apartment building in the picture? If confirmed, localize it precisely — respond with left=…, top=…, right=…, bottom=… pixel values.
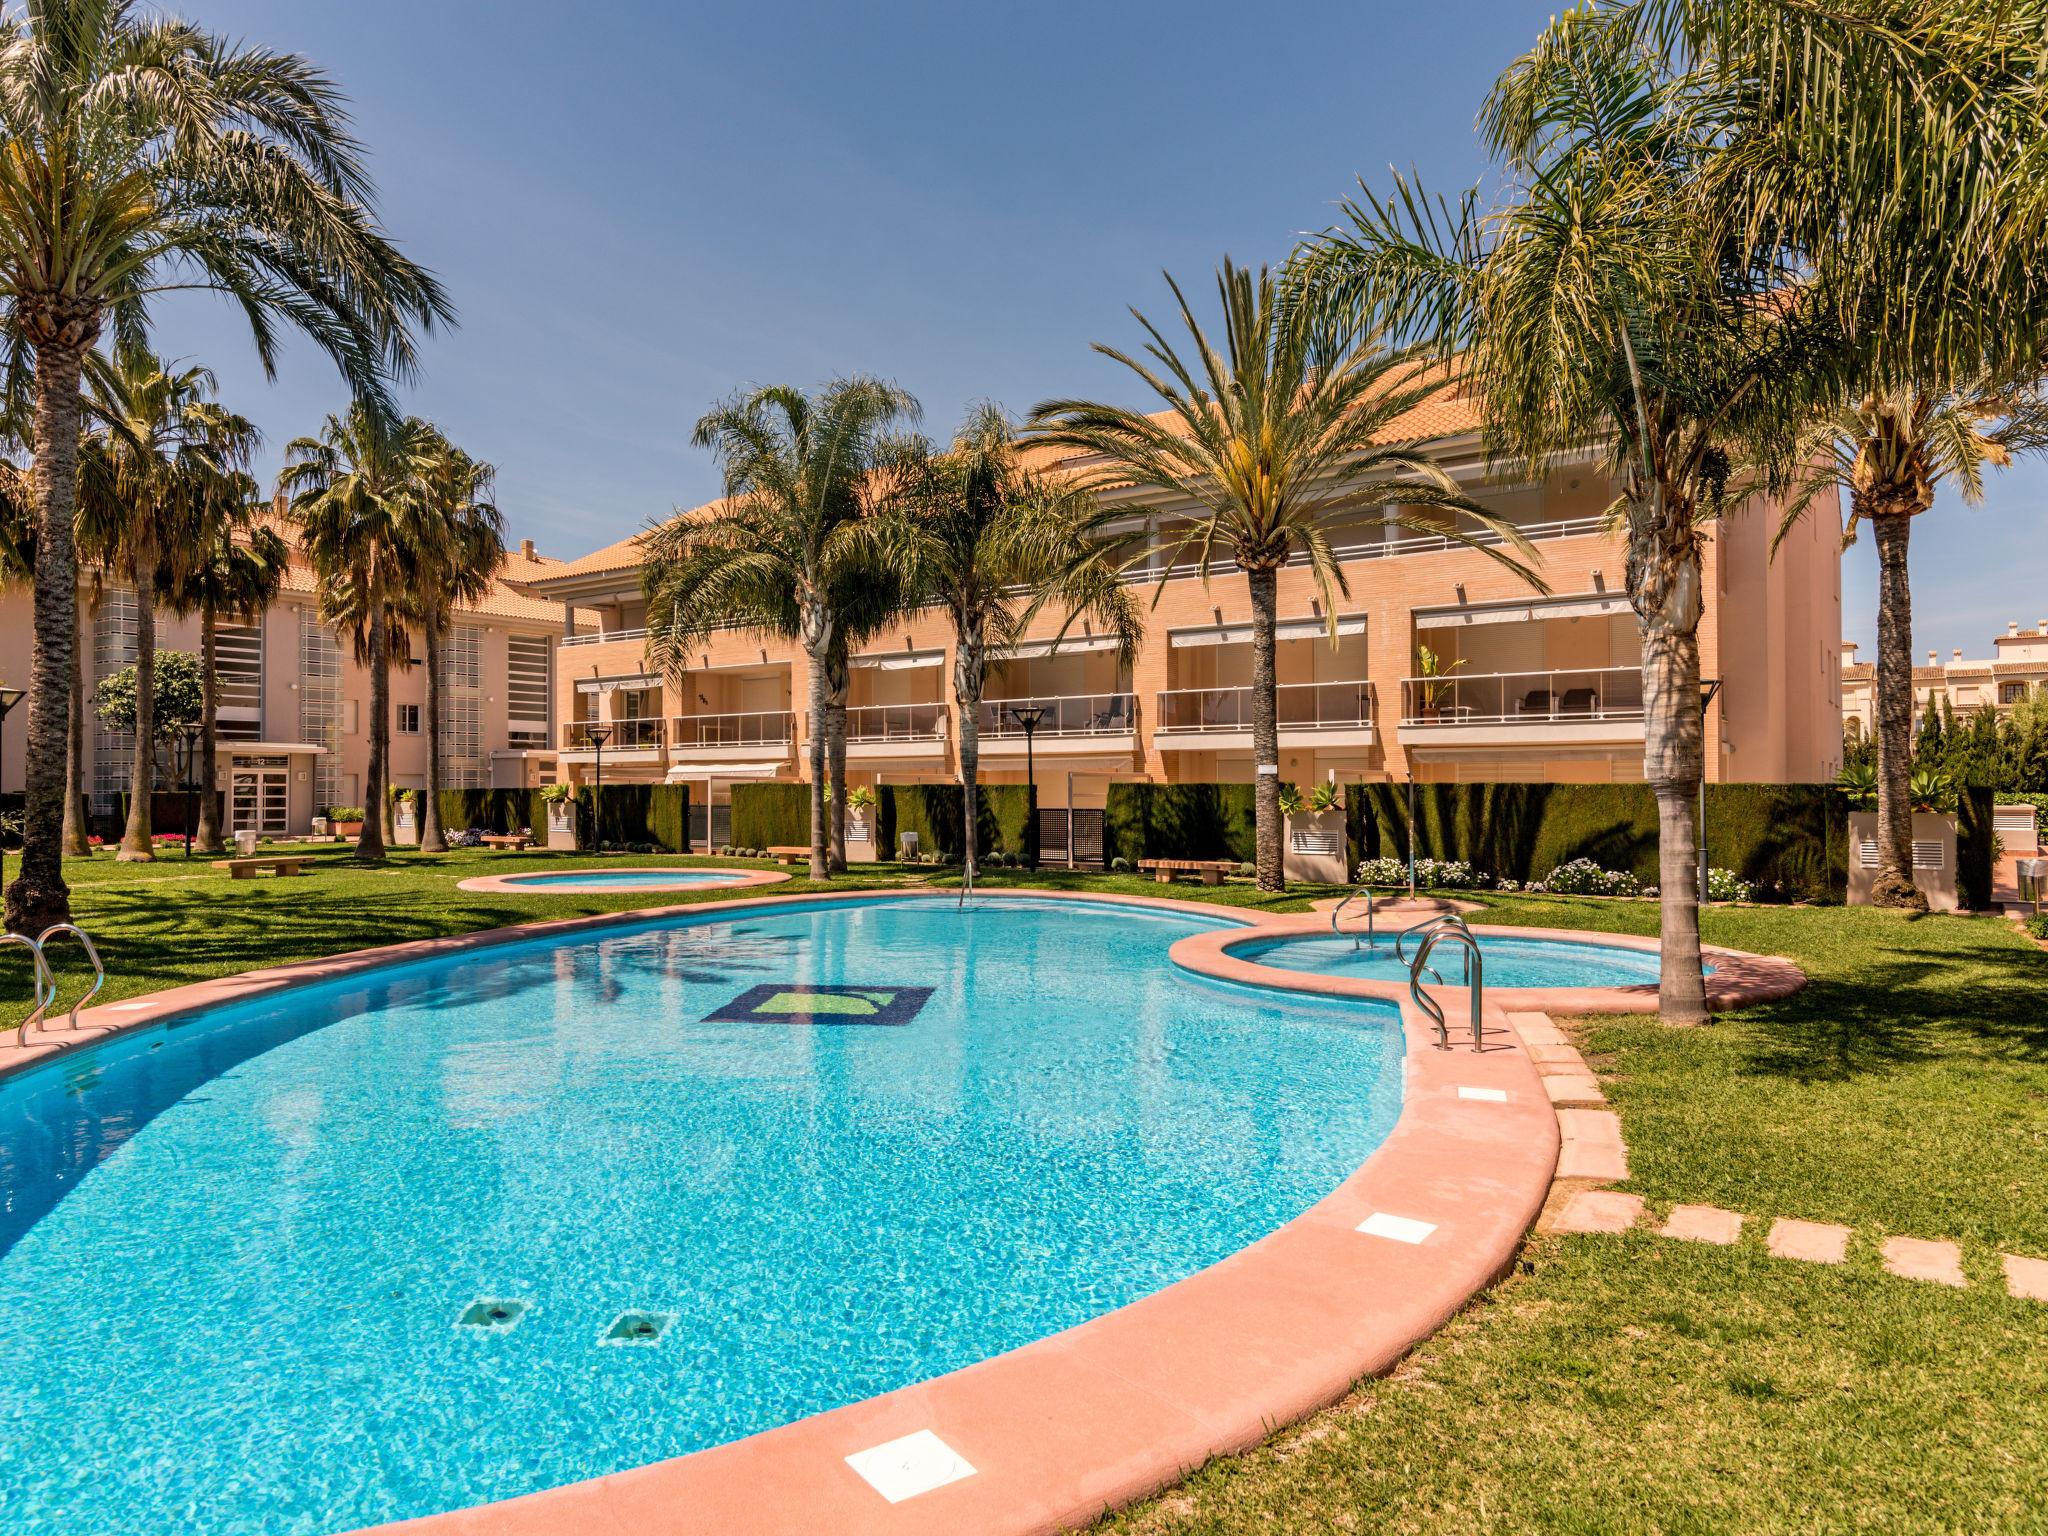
left=522, top=393, right=1844, bottom=848
left=0, top=538, right=591, bottom=838
left=1842, top=620, right=2048, bottom=735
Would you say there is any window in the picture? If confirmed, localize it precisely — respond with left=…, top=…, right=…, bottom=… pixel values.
left=436, top=623, right=484, bottom=788
left=506, top=632, right=552, bottom=750
left=2002, top=682, right=2030, bottom=705
left=396, top=703, right=421, bottom=734
left=298, top=606, right=344, bottom=814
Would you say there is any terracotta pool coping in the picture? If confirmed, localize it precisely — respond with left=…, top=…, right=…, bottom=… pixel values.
left=0, top=888, right=1672, bottom=1535
left=454, top=866, right=791, bottom=896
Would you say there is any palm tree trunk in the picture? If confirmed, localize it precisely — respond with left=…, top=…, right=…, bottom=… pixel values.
left=955, top=635, right=983, bottom=875
left=62, top=586, right=91, bottom=857
left=1247, top=565, right=1283, bottom=892
left=421, top=614, right=446, bottom=853
left=9, top=337, right=91, bottom=934
left=358, top=589, right=389, bottom=863
left=1868, top=510, right=1925, bottom=910
left=1642, top=617, right=1710, bottom=1026
left=828, top=702, right=848, bottom=872
left=194, top=605, right=225, bottom=854
left=804, top=638, right=829, bottom=881
left=118, top=539, right=158, bottom=861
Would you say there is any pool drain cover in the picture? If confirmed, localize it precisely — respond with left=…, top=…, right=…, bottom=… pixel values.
left=600, top=1310, right=674, bottom=1346
left=455, top=1298, right=529, bottom=1334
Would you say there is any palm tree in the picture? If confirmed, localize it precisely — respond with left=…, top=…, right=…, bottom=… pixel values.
left=163, top=482, right=287, bottom=855
left=868, top=404, right=1141, bottom=871
left=281, top=404, right=431, bottom=864
left=1612, top=0, right=2048, bottom=911
left=1290, top=12, right=1823, bottom=1021
left=0, top=0, right=450, bottom=931
left=1029, top=262, right=1541, bottom=892
left=405, top=432, right=504, bottom=854
left=1779, top=386, right=2048, bottom=907
left=79, top=351, right=250, bottom=861
left=644, top=379, right=918, bottom=881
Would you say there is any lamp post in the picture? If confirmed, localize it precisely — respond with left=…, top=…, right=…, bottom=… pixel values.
left=1699, top=679, right=1722, bottom=905
left=173, top=720, right=203, bottom=858
left=1007, top=704, right=1048, bottom=871
left=0, top=684, right=22, bottom=892
left=585, top=721, right=613, bottom=855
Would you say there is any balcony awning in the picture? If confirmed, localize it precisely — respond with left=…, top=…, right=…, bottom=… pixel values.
left=1415, top=593, right=1630, bottom=630
left=850, top=648, right=944, bottom=671
left=994, top=634, right=1122, bottom=660
left=662, top=762, right=789, bottom=782
left=1170, top=615, right=1365, bottom=648
left=575, top=673, right=660, bottom=693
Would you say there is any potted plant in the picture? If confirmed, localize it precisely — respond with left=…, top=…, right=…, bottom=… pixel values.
left=1413, top=643, right=1464, bottom=721
left=328, top=805, right=365, bottom=839
left=391, top=787, right=420, bottom=845
left=540, top=782, right=578, bottom=851
left=846, top=785, right=876, bottom=844
left=1283, top=779, right=1348, bottom=884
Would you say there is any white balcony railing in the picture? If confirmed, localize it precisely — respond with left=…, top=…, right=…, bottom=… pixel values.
left=563, top=717, right=664, bottom=750
left=846, top=703, right=947, bottom=742
left=671, top=709, right=795, bottom=749
left=1400, top=665, right=1644, bottom=725
left=559, top=626, right=649, bottom=649
left=1155, top=681, right=1375, bottom=732
left=1124, top=514, right=1608, bottom=587
left=979, top=693, right=1135, bottom=737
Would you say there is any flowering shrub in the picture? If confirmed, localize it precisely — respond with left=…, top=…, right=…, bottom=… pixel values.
left=1353, top=856, right=1482, bottom=889
left=1542, top=857, right=1641, bottom=897
left=2024, top=913, right=2048, bottom=942
left=1704, top=867, right=1753, bottom=902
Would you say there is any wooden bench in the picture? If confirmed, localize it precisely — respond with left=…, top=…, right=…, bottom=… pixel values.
left=480, top=833, right=534, bottom=852
left=210, top=856, right=314, bottom=880
left=766, top=845, right=811, bottom=867
left=1137, top=858, right=1236, bottom=886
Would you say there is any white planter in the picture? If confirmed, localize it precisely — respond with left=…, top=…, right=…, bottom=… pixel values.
left=1283, top=808, right=1348, bottom=884
left=846, top=813, right=876, bottom=862
left=1847, top=810, right=1958, bottom=911
left=545, top=801, right=579, bottom=851
left=394, top=801, right=420, bottom=846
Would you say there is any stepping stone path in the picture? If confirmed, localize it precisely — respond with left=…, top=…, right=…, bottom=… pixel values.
left=1513, top=1009, right=2046, bottom=1304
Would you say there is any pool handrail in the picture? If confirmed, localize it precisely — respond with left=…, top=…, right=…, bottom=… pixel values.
left=2, top=931, right=55, bottom=1047
left=1395, top=912, right=1473, bottom=979
left=958, top=853, right=975, bottom=907
left=1410, top=926, right=1484, bottom=1051
left=38, top=923, right=105, bottom=1032
left=1331, top=885, right=1375, bottom=949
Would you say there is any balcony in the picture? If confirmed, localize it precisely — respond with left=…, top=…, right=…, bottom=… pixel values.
left=1397, top=666, right=1645, bottom=749
left=1117, top=512, right=1609, bottom=587
left=844, top=702, right=949, bottom=764
left=666, top=709, right=796, bottom=765
left=559, top=626, right=648, bottom=649
left=977, top=693, right=1137, bottom=762
left=562, top=717, right=664, bottom=751
left=1154, top=681, right=1375, bottom=752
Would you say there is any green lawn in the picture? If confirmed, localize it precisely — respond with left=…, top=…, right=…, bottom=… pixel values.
left=7, top=853, right=2044, bottom=1531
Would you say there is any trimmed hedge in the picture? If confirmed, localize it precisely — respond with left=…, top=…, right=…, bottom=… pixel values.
left=1958, top=784, right=1995, bottom=911
left=576, top=784, right=690, bottom=851
left=1105, top=783, right=1258, bottom=865
left=732, top=783, right=811, bottom=849
left=1348, top=781, right=1849, bottom=901
left=879, top=784, right=1034, bottom=860
left=733, top=782, right=1034, bottom=858
left=435, top=785, right=690, bottom=851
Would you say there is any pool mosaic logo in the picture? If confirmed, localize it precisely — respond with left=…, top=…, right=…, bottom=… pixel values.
left=704, top=984, right=934, bottom=1027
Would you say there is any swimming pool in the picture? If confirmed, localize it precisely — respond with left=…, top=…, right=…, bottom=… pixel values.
left=0, top=896, right=1405, bottom=1536
left=1231, top=930, right=1689, bottom=989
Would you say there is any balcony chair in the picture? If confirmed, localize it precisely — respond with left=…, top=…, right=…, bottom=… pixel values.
left=1515, top=688, right=1556, bottom=717
left=1558, top=687, right=1599, bottom=715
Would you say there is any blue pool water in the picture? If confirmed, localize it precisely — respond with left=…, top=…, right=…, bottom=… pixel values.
left=0, top=897, right=1405, bottom=1535
left=1234, top=932, right=1679, bottom=989
left=500, top=868, right=752, bottom=889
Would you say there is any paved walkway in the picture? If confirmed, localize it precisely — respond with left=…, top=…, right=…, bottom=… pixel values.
left=1522, top=1008, right=2048, bottom=1305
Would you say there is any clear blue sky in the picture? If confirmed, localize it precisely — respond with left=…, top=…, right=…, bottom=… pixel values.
left=153, top=0, right=2037, bottom=658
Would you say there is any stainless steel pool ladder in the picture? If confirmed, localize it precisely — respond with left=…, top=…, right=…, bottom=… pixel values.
left=1410, top=925, right=1484, bottom=1052
left=957, top=854, right=975, bottom=907
left=1331, top=885, right=1375, bottom=949
left=2, top=931, right=55, bottom=1048
left=1395, top=912, right=1473, bottom=975
left=38, top=924, right=106, bottom=1031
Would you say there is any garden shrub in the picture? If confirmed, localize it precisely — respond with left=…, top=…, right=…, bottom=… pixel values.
left=2024, top=913, right=2048, bottom=942
left=1105, top=783, right=1257, bottom=865
left=1541, top=857, right=1641, bottom=897
left=732, top=783, right=810, bottom=849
